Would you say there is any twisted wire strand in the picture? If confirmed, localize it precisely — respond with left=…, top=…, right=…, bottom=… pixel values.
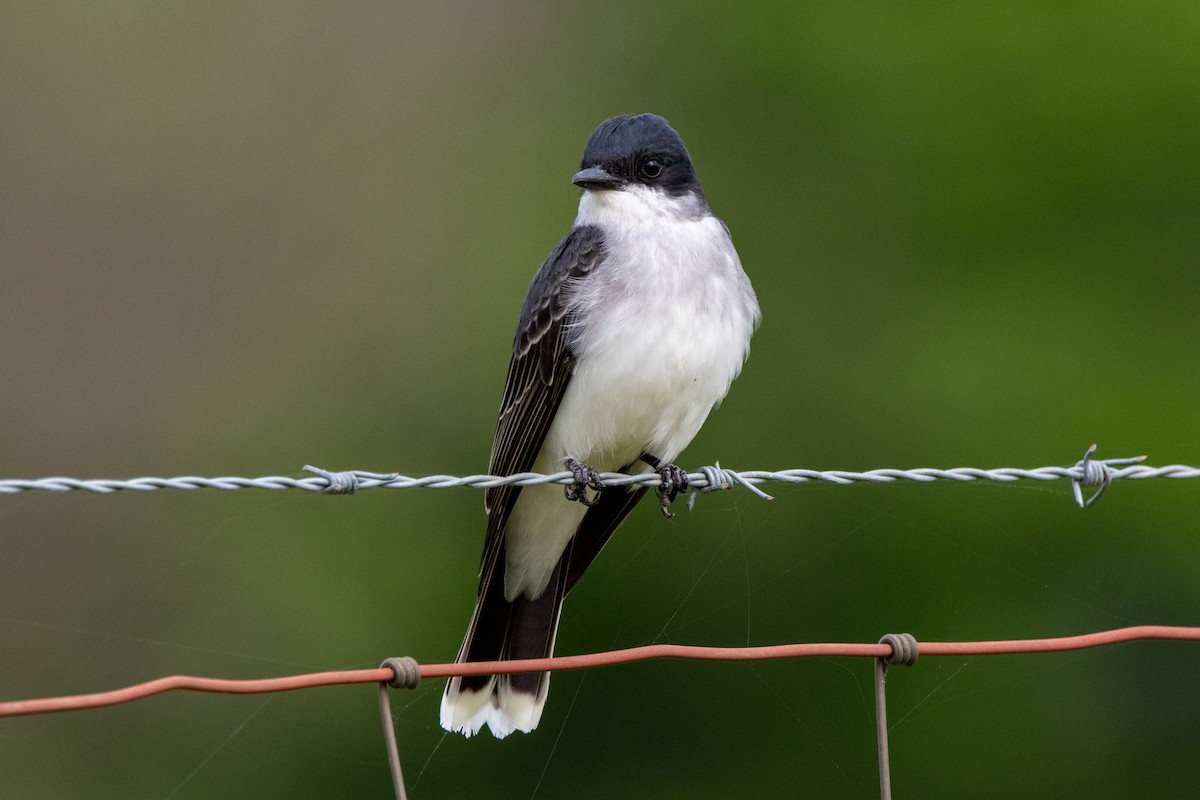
left=1, top=459, right=1195, bottom=496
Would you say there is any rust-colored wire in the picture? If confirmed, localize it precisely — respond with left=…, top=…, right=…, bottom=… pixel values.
left=2, top=625, right=1197, bottom=719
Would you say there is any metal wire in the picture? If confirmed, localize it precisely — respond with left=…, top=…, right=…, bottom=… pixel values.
left=377, top=658, right=420, bottom=800
left=4, top=625, right=1197, bottom=719
left=875, top=634, right=919, bottom=800
left=1, top=451, right=1194, bottom=506
left=4, top=625, right=1197, bottom=796
left=378, top=684, right=407, bottom=800
left=2, top=446, right=1196, bottom=793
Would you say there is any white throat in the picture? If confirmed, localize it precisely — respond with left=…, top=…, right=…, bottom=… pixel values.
left=574, top=184, right=708, bottom=228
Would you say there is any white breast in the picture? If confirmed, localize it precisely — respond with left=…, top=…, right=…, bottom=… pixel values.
left=503, top=185, right=760, bottom=601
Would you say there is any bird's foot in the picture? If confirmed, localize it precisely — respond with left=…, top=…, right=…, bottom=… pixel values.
left=564, top=458, right=604, bottom=506
left=641, top=454, right=689, bottom=517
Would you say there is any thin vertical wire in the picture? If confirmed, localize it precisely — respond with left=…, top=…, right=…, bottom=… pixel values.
left=378, top=684, right=407, bottom=800
left=875, top=657, right=893, bottom=800
left=874, top=633, right=918, bottom=799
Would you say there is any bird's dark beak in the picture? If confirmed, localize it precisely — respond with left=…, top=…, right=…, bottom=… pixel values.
left=572, top=166, right=625, bottom=191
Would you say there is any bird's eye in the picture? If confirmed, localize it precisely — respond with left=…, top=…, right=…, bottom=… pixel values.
left=641, top=159, right=663, bottom=179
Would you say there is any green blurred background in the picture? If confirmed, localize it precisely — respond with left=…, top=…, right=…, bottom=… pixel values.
left=2, top=3, right=1198, bottom=797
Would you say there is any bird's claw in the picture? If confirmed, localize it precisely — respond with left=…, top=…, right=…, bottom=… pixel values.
left=644, top=456, right=689, bottom=517
left=564, top=458, right=604, bottom=506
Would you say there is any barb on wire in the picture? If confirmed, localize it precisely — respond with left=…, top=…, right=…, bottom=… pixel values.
left=1, top=447, right=1193, bottom=507
left=1070, top=443, right=1142, bottom=507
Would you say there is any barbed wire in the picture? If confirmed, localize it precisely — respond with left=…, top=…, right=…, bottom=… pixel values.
left=2, top=446, right=1195, bottom=508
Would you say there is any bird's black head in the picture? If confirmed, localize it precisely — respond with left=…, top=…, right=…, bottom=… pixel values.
left=572, top=114, right=703, bottom=199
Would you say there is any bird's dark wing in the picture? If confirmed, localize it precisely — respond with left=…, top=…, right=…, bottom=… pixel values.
left=478, top=225, right=606, bottom=574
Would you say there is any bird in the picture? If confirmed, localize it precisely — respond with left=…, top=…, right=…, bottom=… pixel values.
left=440, top=113, right=760, bottom=738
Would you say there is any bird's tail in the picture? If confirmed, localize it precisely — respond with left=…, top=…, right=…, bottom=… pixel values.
left=439, top=551, right=567, bottom=738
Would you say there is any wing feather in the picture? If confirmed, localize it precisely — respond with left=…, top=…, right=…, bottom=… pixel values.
left=478, top=225, right=605, bottom=573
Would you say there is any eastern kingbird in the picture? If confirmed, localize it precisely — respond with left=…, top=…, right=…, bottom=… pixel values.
left=440, top=114, right=760, bottom=738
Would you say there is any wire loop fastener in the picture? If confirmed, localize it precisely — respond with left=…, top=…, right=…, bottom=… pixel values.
left=380, top=657, right=421, bottom=690
left=878, top=632, right=920, bottom=667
